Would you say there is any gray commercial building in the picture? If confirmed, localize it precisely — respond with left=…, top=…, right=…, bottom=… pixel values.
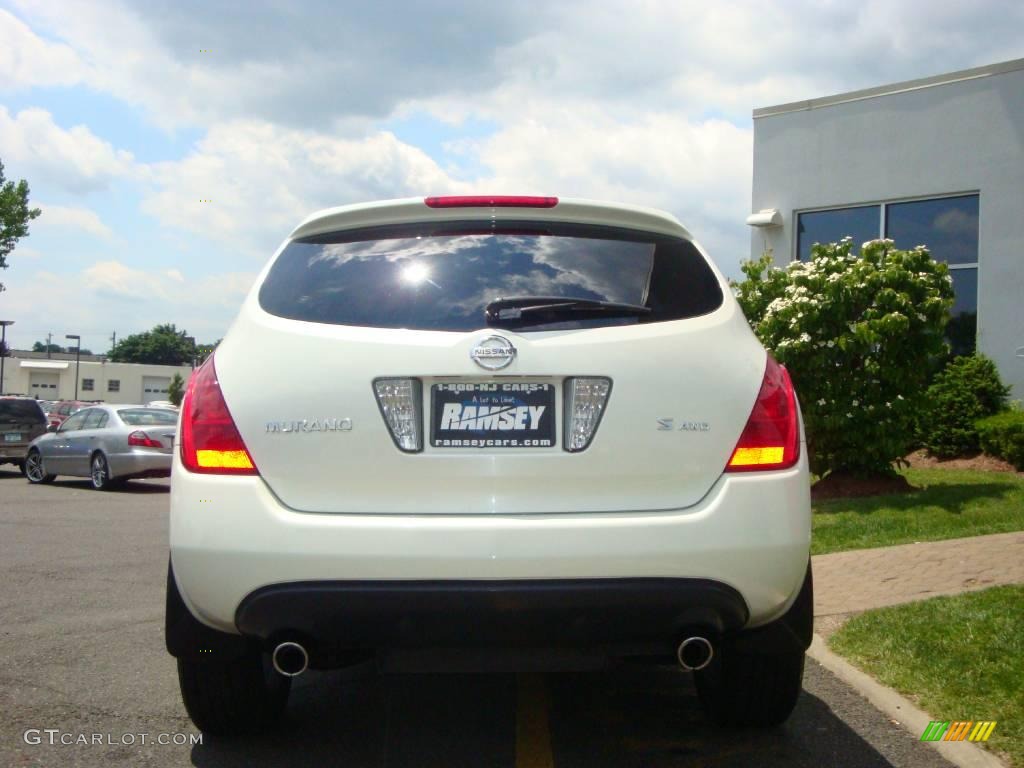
left=748, top=58, right=1024, bottom=397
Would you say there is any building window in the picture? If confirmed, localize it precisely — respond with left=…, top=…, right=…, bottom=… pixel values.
left=796, top=205, right=880, bottom=262
left=885, top=194, right=979, bottom=356
left=108, top=379, right=120, bottom=392
left=796, top=194, right=979, bottom=356
left=82, top=378, right=94, bottom=391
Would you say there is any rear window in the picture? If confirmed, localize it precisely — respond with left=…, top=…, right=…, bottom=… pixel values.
left=117, top=409, right=179, bottom=426
left=0, top=400, right=45, bottom=423
left=258, top=221, right=723, bottom=332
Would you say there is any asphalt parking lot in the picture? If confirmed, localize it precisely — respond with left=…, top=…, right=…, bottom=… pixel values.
left=0, top=467, right=959, bottom=768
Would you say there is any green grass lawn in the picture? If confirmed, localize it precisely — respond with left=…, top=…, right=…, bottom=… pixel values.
left=812, top=468, right=1024, bottom=555
left=830, top=585, right=1023, bottom=767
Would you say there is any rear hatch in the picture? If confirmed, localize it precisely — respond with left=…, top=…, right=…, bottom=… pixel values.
left=0, top=399, right=46, bottom=453
left=217, top=209, right=766, bottom=514
left=118, top=408, right=178, bottom=454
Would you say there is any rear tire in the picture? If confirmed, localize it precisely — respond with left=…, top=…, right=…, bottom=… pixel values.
left=24, top=450, right=56, bottom=484
left=694, top=642, right=805, bottom=727
left=177, top=651, right=291, bottom=737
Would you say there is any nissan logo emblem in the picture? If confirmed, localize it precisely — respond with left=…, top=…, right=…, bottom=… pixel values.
left=470, top=335, right=517, bottom=370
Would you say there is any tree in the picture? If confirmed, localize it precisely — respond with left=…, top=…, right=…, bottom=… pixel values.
left=108, top=324, right=195, bottom=366
left=733, top=238, right=954, bottom=478
left=168, top=373, right=185, bottom=406
left=0, top=159, right=41, bottom=290
left=33, top=341, right=66, bottom=354
left=195, top=339, right=220, bottom=365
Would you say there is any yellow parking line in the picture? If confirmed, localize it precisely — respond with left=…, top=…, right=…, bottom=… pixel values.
left=516, top=673, right=554, bottom=768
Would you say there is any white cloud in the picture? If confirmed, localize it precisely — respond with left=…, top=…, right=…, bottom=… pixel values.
left=0, top=8, right=84, bottom=89
left=140, top=121, right=471, bottom=256
left=0, top=106, right=137, bottom=192
left=35, top=203, right=113, bottom=239
left=1, top=260, right=256, bottom=350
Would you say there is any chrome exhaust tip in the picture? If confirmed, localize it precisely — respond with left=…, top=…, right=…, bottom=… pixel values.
left=677, top=636, right=714, bottom=671
left=272, top=641, right=309, bottom=677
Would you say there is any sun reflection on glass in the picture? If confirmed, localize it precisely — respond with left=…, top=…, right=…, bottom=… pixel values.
left=401, top=262, right=441, bottom=288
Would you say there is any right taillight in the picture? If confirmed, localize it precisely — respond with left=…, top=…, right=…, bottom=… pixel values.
left=726, top=354, right=800, bottom=472
left=180, top=355, right=258, bottom=474
left=128, top=430, right=163, bottom=448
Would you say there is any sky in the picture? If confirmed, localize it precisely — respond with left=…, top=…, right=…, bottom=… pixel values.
left=1, top=0, right=1022, bottom=353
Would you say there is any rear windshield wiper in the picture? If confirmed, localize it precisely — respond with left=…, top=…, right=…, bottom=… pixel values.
left=485, top=296, right=652, bottom=324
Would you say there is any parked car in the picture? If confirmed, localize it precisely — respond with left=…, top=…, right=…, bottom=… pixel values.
left=0, top=396, right=48, bottom=475
left=166, top=196, right=812, bottom=736
left=146, top=400, right=179, bottom=410
left=25, top=404, right=177, bottom=489
left=46, top=400, right=96, bottom=429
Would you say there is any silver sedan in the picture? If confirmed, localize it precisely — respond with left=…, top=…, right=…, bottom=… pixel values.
left=24, top=404, right=178, bottom=490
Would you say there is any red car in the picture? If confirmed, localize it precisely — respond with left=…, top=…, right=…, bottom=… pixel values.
left=47, top=400, right=99, bottom=429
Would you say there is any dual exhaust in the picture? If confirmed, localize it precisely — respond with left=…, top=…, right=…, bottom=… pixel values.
left=272, top=636, right=713, bottom=676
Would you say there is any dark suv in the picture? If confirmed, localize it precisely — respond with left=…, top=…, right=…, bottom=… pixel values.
left=0, top=397, right=48, bottom=475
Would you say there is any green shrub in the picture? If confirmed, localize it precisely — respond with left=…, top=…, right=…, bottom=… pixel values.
left=976, top=410, right=1024, bottom=470
left=733, top=238, right=954, bottom=477
left=920, top=355, right=1010, bottom=457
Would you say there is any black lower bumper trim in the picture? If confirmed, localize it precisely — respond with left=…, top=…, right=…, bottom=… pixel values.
left=234, top=578, right=749, bottom=652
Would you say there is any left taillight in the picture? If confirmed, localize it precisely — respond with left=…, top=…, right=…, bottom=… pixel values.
left=180, top=355, right=257, bottom=474
left=725, top=354, right=800, bottom=472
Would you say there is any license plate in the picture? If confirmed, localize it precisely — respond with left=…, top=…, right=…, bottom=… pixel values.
left=4, top=433, right=22, bottom=442
left=431, top=382, right=555, bottom=448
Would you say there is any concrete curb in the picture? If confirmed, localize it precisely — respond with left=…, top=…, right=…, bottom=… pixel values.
left=808, top=634, right=1007, bottom=768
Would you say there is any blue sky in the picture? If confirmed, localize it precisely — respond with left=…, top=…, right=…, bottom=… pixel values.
left=1, top=0, right=1022, bottom=353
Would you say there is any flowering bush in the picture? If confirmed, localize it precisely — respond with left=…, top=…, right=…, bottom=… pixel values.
left=733, top=238, right=954, bottom=477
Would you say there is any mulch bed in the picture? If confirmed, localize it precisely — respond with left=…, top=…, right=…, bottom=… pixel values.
left=811, top=450, right=1022, bottom=502
left=811, top=471, right=916, bottom=502
left=901, top=449, right=1021, bottom=475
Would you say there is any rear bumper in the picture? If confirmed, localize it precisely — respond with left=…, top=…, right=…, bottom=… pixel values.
left=108, top=450, right=171, bottom=479
left=170, top=447, right=812, bottom=636
left=167, top=564, right=813, bottom=663
left=0, top=444, right=30, bottom=462
left=235, top=577, right=748, bottom=649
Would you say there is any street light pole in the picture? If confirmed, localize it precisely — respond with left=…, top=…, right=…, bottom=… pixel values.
left=66, top=334, right=81, bottom=400
left=0, top=320, right=13, bottom=395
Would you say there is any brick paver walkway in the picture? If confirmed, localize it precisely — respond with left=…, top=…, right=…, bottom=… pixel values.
left=812, top=531, right=1024, bottom=617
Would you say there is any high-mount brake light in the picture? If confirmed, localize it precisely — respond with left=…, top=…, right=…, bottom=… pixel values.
left=726, top=355, right=800, bottom=472
left=180, top=356, right=257, bottom=474
left=424, top=195, right=558, bottom=208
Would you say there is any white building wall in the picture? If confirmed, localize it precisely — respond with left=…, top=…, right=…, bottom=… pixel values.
left=750, top=59, right=1024, bottom=397
left=5, top=358, right=193, bottom=404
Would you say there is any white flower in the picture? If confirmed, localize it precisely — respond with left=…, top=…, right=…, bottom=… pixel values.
left=846, top=412, right=854, bottom=418
left=826, top=340, right=835, bottom=348
left=885, top=402, right=892, bottom=408
left=817, top=399, right=827, bottom=406
left=852, top=399, right=859, bottom=406
left=799, top=333, right=811, bottom=343
left=897, top=394, right=904, bottom=400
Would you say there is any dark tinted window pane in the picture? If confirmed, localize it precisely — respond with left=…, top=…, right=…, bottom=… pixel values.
left=117, top=409, right=178, bottom=426
left=259, top=221, right=723, bottom=332
left=885, top=195, right=979, bottom=265
left=0, top=400, right=45, bottom=422
left=946, top=267, right=978, bottom=357
left=796, top=206, right=880, bottom=261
